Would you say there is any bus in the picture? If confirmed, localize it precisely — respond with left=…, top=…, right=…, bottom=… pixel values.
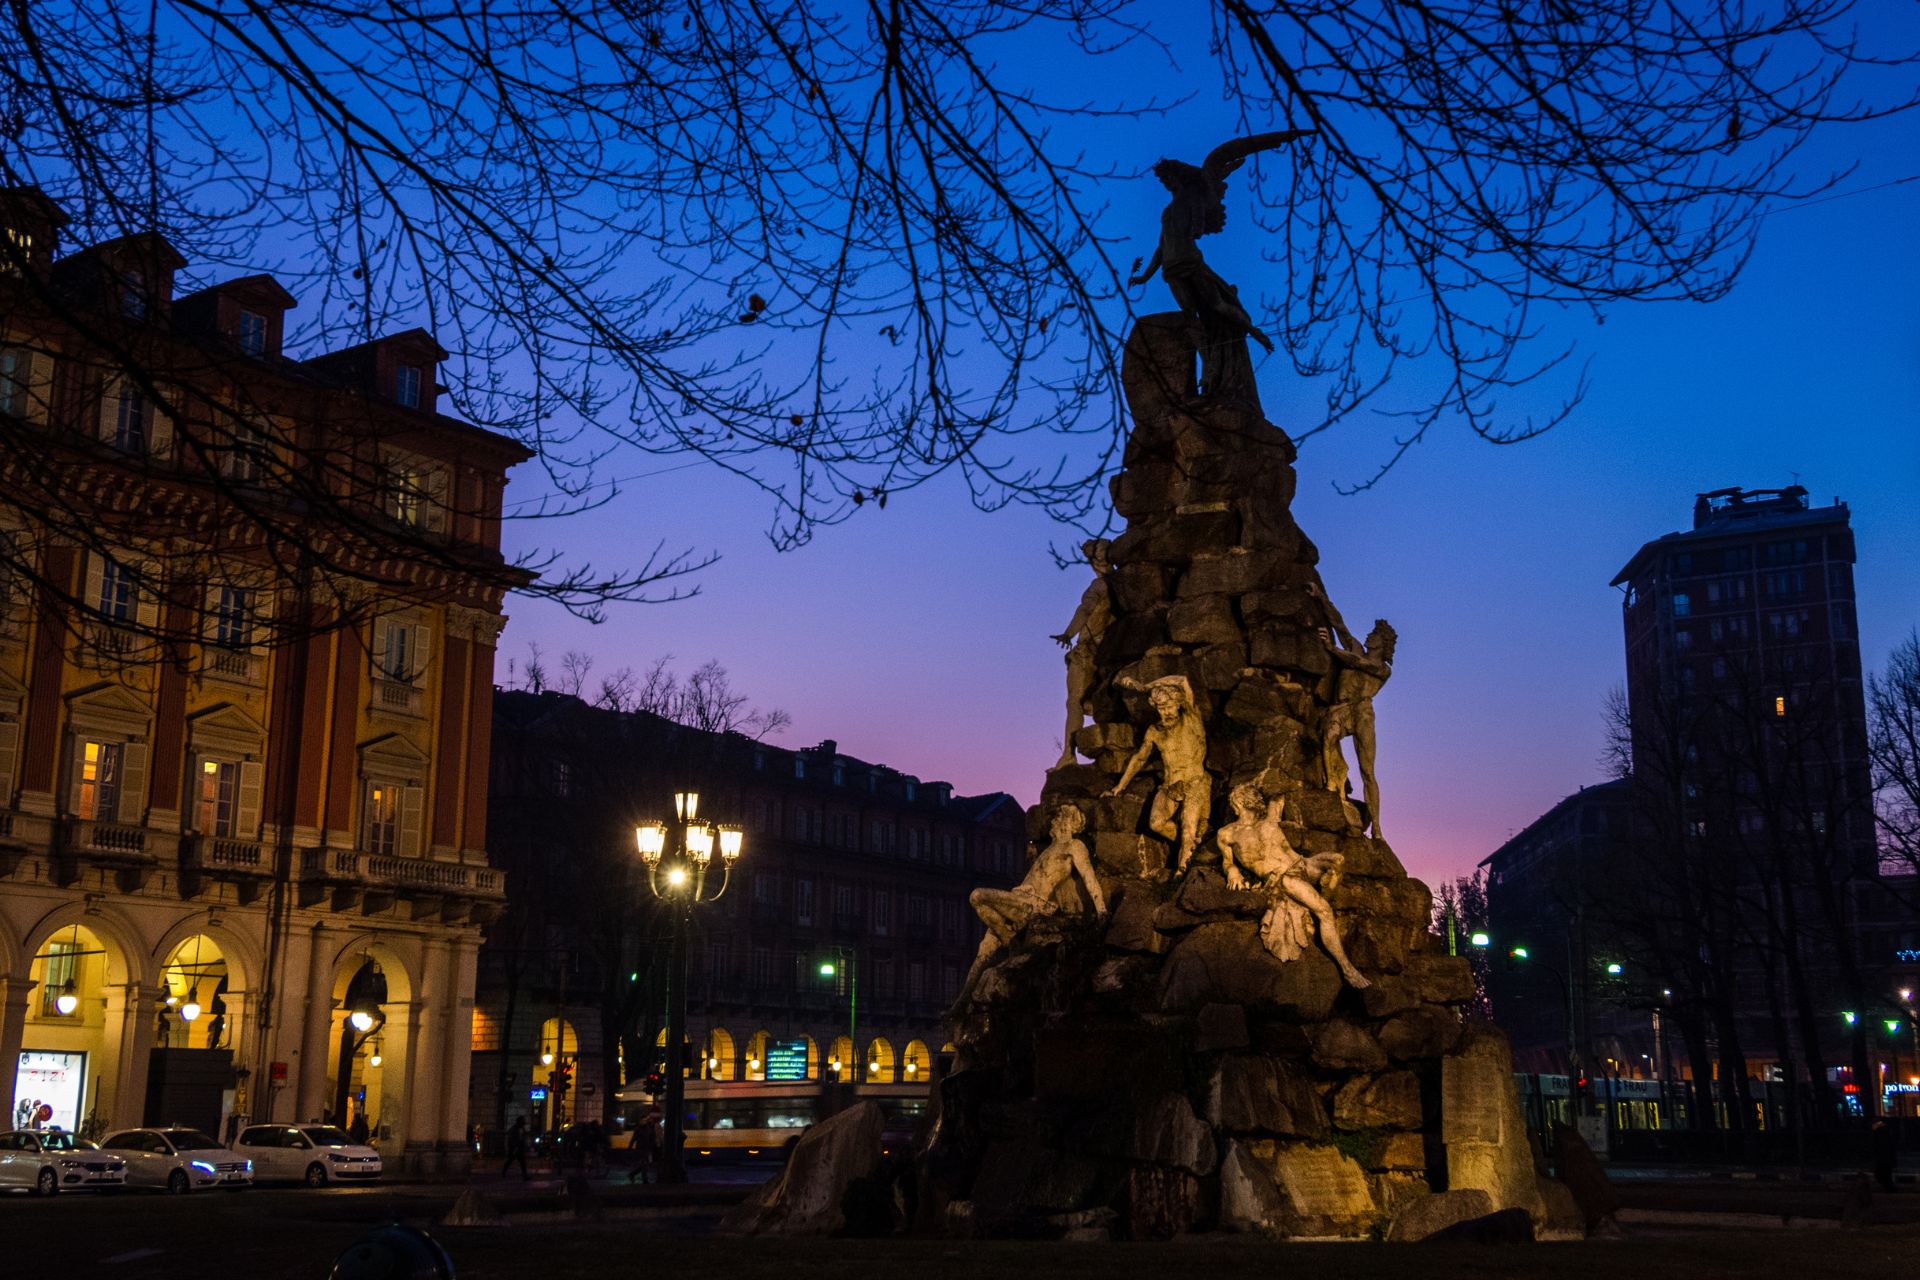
left=613, top=1078, right=933, bottom=1162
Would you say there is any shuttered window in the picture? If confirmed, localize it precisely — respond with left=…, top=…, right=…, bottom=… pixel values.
left=73, top=739, right=123, bottom=820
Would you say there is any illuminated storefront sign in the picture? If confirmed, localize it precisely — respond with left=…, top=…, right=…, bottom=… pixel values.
left=14, top=1051, right=86, bottom=1131
left=764, top=1039, right=810, bottom=1082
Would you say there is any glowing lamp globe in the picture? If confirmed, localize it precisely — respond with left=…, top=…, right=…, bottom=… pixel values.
left=350, top=1010, right=375, bottom=1032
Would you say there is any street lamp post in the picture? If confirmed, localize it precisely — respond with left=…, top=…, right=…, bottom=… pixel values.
left=819, top=947, right=857, bottom=1083
left=636, top=792, right=743, bottom=1185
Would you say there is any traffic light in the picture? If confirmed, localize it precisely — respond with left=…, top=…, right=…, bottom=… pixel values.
left=552, top=1061, right=573, bottom=1094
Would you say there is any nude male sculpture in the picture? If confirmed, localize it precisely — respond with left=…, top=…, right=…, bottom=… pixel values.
left=956, top=805, right=1107, bottom=1006
left=1053, top=538, right=1114, bottom=769
left=1312, top=583, right=1395, bottom=838
left=1104, top=674, right=1210, bottom=876
left=1215, top=783, right=1370, bottom=988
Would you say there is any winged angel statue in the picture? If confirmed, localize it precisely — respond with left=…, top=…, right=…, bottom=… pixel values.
left=1130, top=130, right=1312, bottom=403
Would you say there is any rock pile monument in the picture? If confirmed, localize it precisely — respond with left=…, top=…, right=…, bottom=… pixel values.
left=922, top=133, right=1551, bottom=1242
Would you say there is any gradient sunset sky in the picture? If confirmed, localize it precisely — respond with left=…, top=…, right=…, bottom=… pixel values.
left=496, top=43, right=1920, bottom=892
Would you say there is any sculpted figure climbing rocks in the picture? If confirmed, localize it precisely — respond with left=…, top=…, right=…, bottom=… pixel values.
left=1105, top=674, right=1211, bottom=876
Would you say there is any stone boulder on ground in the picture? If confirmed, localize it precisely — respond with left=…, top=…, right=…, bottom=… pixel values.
left=720, top=1101, right=884, bottom=1236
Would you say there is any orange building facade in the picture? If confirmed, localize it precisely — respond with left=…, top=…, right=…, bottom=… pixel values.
left=0, top=190, right=526, bottom=1173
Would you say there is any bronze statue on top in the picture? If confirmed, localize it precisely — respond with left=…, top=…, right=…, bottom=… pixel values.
left=1130, top=130, right=1312, bottom=403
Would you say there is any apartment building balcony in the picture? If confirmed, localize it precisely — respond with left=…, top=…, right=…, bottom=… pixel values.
left=54, top=817, right=160, bottom=891
left=299, top=845, right=504, bottom=922
left=179, top=833, right=274, bottom=902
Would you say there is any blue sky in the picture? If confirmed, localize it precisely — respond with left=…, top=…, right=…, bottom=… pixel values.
left=496, top=26, right=1920, bottom=890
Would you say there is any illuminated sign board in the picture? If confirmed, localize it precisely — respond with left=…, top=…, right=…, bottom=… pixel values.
left=529, top=1087, right=548, bottom=1101
left=764, top=1039, right=810, bottom=1082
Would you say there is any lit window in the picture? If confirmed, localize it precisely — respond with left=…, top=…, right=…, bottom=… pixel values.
left=76, top=739, right=124, bottom=820
left=365, top=783, right=398, bottom=856
left=97, top=558, right=135, bottom=621
left=383, top=463, right=426, bottom=527
left=1671, top=593, right=1690, bottom=618
left=237, top=310, right=267, bottom=356
left=1774, top=695, right=1787, bottom=717
left=394, top=364, right=422, bottom=408
left=2, top=225, right=31, bottom=274
left=196, top=760, right=238, bottom=836
left=40, top=941, right=79, bottom=1016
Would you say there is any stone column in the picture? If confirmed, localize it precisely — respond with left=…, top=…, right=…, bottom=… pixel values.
left=402, top=940, right=452, bottom=1173
left=438, top=939, right=479, bottom=1170
left=0, top=978, right=36, bottom=1124
left=218, top=988, right=258, bottom=1121
left=105, top=983, right=162, bottom=1131
left=387, top=999, right=425, bottom=1170
left=294, top=926, right=338, bottom=1122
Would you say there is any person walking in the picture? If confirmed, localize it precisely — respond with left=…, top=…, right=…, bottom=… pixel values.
left=627, top=1109, right=660, bottom=1185
left=1872, top=1118, right=1899, bottom=1193
left=348, top=1110, right=371, bottom=1147
left=501, top=1115, right=530, bottom=1180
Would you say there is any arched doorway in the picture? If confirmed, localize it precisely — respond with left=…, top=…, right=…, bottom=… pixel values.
left=326, top=945, right=412, bottom=1145
left=158, top=936, right=233, bottom=1052
left=703, top=1027, right=736, bottom=1081
left=18, top=921, right=128, bottom=1135
left=744, top=1030, right=769, bottom=1081
left=865, top=1037, right=896, bottom=1083
left=827, top=1035, right=853, bottom=1083
left=903, top=1039, right=932, bottom=1084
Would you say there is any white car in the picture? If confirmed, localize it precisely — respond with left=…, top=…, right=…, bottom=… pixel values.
left=235, top=1124, right=382, bottom=1186
left=0, top=1130, right=128, bottom=1194
left=99, top=1128, right=253, bottom=1193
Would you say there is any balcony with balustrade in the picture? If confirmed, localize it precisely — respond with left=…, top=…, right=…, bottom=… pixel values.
left=180, top=832, right=272, bottom=902
left=54, top=816, right=160, bottom=891
left=299, top=843, right=504, bottom=922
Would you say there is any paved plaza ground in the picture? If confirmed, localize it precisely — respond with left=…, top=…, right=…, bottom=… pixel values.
left=10, top=1171, right=1920, bottom=1279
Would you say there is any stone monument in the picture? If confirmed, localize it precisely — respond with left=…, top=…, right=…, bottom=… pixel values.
left=923, top=134, right=1551, bottom=1242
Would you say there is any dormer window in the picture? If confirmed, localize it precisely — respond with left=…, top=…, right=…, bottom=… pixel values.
left=395, top=364, right=422, bottom=408
left=237, top=309, right=267, bottom=356
left=121, top=269, right=148, bottom=319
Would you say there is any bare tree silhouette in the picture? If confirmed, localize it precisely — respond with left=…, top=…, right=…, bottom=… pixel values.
left=3, top=0, right=1913, bottom=631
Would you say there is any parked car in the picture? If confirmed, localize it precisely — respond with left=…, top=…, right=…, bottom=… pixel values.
left=234, top=1124, right=382, bottom=1186
left=99, top=1128, right=252, bottom=1193
left=0, top=1130, right=128, bottom=1194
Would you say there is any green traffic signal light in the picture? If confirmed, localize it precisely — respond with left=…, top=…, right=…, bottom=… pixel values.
left=819, top=961, right=836, bottom=977
left=1470, top=932, right=1491, bottom=948
left=1510, top=946, right=1530, bottom=960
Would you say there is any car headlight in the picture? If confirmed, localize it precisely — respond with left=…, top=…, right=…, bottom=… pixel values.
left=190, top=1160, right=216, bottom=1173
left=327, top=1153, right=349, bottom=1163
left=243, top=1159, right=253, bottom=1172
left=58, top=1158, right=84, bottom=1168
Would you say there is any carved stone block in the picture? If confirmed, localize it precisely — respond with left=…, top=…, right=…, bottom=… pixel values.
left=1167, top=594, right=1240, bottom=647
left=1333, top=1071, right=1423, bottom=1131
